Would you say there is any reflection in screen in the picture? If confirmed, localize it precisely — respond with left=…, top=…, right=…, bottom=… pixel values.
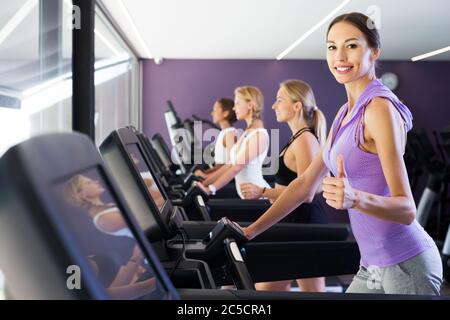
left=58, top=168, right=168, bottom=300
left=126, top=144, right=165, bottom=213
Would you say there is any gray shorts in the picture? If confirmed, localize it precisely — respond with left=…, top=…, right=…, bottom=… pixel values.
left=346, top=246, right=443, bottom=295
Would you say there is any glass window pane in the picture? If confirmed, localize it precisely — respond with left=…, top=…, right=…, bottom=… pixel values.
left=0, top=0, right=39, bottom=91
left=0, top=0, right=72, bottom=156
left=0, top=1, right=141, bottom=155
left=94, top=7, right=140, bottom=146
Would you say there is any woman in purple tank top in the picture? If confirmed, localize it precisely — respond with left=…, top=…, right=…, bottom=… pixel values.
left=239, top=12, right=443, bottom=295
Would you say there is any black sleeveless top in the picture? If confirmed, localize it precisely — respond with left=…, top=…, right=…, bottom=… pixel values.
left=276, top=128, right=327, bottom=224
left=275, top=128, right=315, bottom=186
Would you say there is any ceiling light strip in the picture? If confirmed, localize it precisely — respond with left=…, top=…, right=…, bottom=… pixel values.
left=0, top=0, right=38, bottom=47
left=411, top=46, right=450, bottom=62
left=276, top=0, right=351, bottom=60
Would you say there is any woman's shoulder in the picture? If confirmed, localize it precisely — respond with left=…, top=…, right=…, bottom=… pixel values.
left=364, top=97, right=403, bottom=127
left=366, top=96, right=393, bottom=109
left=249, top=122, right=268, bottom=133
left=100, top=206, right=119, bottom=213
left=94, top=207, right=124, bottom=232
left=223, top=127, right=238, bottom=137
left=291, top=130, right=319, bottom=151
left=222, top=127, right=238, bottom=147
left=222, top=126, right=237, bottom=133
left=238, top=127, right=268, bottom=150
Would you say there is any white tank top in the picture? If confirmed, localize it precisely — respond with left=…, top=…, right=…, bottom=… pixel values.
left=93, top=207, right=135, bottom=239
left=230, top=128, right=270, bottom=199
left=214, top=127, right=237, bottom=164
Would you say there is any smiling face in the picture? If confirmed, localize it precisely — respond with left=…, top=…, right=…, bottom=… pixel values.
left=272, top=88, right=299, bottom=123
left=326, top=21, right=380, bottom=84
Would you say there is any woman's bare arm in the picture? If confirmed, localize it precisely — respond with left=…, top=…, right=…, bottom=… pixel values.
left=323, top=98, right=415, bottom=225
left=244, top=150, right=329, bottom=239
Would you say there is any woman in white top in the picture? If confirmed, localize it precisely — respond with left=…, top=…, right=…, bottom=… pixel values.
left=64, top=174, right=132, bottom=238
left=197, top=86, right=270, bottom=199
left=65, top=174, right=157, bottom=299
left=195, top=98, right=237, bottom=179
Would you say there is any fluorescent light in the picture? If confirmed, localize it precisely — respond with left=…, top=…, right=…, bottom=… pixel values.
left=0, top=0, right=38, bottom=47
left=116, top=0, right=153, bottom=59
left=411, top=46, right=450, bottom=62
left=276, top=0, right=351, bottom=60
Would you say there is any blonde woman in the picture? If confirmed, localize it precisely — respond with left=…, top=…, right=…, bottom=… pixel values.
left=64, top=174, right=133, bottom=238
left=240, top=80, right=328, bottom=292
left=64, top=174, right=156, bottom=299
left=197, top=86, right=270, bottom=199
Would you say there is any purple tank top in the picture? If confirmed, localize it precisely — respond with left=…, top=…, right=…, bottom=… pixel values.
left=323, top=79, right=434, bottom=267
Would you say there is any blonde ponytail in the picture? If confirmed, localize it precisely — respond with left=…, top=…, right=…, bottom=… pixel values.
left=280, top=79, right=327, bottom=145
left=312, top=108, right=327, bottom=146
left=234, top=86, right=264, bottom=128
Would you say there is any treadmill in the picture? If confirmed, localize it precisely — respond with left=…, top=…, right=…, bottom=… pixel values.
left=149, top=130, right=280, bottom=221
left=99, top=128, right=361, bottom=287
left=0, top=132, right=446, bottom=300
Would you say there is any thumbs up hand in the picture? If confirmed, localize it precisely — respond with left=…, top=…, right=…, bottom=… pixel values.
left=322, top=155, right=359, bottom=210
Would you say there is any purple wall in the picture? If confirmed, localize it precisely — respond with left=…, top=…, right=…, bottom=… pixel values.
left=143, top=59, right=344, bottom=147
left=143, top=59, right=450, bottom=146
left=378, top=61, right=450, bottom=133
left=142, top=59, right=450, bottom=223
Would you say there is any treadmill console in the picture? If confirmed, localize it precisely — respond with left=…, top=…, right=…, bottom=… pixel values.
left=203, top=217, right=247, bottom=245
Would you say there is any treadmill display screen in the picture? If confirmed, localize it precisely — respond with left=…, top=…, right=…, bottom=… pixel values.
left=126, top=144, right=165, bottom=213
left=56, top=167, right=170, bottom=300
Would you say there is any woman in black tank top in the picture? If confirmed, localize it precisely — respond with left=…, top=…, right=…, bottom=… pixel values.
left=240, top=79, right=328, bottom=292
left=276, top=128, right=327, bottom=224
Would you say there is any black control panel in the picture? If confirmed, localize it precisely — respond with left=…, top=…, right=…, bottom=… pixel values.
left=203, top=217, right=247, bottom=245
left=167, top=217, right=248, bottom=266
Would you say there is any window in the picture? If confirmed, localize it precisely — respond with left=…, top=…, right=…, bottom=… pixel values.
left=94, top=6, right=140, bottom=146
left=0, top=1, right=141, bottom=299
left=0, top=1, right=141, bottom=154
left=0, top=0, right=72, bottom=156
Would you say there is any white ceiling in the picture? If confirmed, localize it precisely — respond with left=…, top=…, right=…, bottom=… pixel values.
left=102, top=0, right=450, bottom=61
